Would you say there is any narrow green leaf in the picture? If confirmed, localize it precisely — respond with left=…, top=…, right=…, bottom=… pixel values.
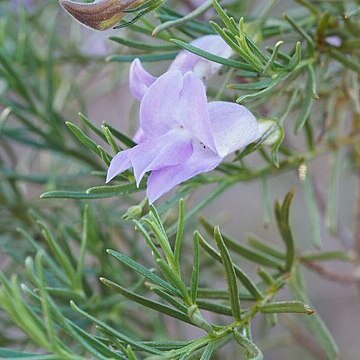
left=290, top=269, right=339, bottom=359
left=152, top=0, right=213, bottom=35
left=260, top=300, right=314, bottom=314
left=201, top=218, right=283, bottom=269
left=214, top=226, right=241, bottom=321
left=190, top=231, right=200, bottom=303
left=150, top=286, right=188, bottom=313
left=102, top=126, right=120, bottom=154
left=198, top=235, right=263, bottom=300
left=295, top=65, right=316, bottom=132
left=156, top=259, right=191, bottom=304
left=227, top=78, right=274, bottom=90
left=212, top=0, right=238, bottom=35
left=106, top=249, right=180, bottom=296
left=233, top=330, right=263, bottom=360
left=170, top=39, right=256, bottom=72
left=174, top=199, right=185, bottom=272
left=86, top=183, right=142, bottom=195
left=100, top=278, right=192, bottom=325
left=78, top=112, right=107, bottom=142
left=200, top=342, right=216, bottom=360
left=70, top=301, right=162, bottom=355
left=107, top=52, right=178, bottom=63
left=275, top=190, right=295, bottom=272
left=283, top=14, right=314, bottom=48
left=102, top=122, right=136, bottom=148
left=302, top=163, right=322, bottom=248
left=300, top=250, right=355, bottom=262
left=247, top=237, right=285, bottom=260
left=109, top=36, right=177, bottom=51
left=36, top=221, right=76, bottom=285
left=66, top=122, right=101, bottom=156
left=326, top=151, right=341, bottom=234
left=263, top=41, right=284, bottom=74
left=328, top=47, right=360, bottom=73
left=195, top=288, right=255, bottom=301
left=40, top=190, right=125, bottom=199
left=196, top=300, right=232, bottom=316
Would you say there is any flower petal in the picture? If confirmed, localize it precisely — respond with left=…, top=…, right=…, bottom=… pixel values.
left=169, top=35, right=232, bottom=81
left=146, top=141, right=222, bottom=203
left=129, top=59, right=157, bottom=101
left=177, top=72, right=216, bottom=151
left=140, top=70, right=184, bottom=137
left=133, top=127, right=146, bottom=143
left=106, top=149, right=132, bottom=183
left=207, top=101, right=260, bottom=157
left=128, top=129, right=193, bottom=186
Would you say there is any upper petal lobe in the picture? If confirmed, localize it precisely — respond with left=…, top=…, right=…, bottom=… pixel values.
left=129, top=59, right=157, bottom=101
left=207, top=101, right=260, bottom=158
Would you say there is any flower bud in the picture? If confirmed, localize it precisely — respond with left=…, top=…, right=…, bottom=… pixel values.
left=258, top=119, right=281, bottom=146
left=59, top=0, right=144, bottom=30
left=122, top=205, right=143, bottom=220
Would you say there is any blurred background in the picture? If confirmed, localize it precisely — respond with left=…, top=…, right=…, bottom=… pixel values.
left=0, top=0, right=359, bottom=359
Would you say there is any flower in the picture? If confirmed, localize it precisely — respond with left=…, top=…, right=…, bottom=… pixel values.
left=129, top=35, right=232, bottom=102
left=130, top=34, right=232, bottom=143
left=59, top=0, right=145, bottom=30
left=106, top=70, right=260, bottom=203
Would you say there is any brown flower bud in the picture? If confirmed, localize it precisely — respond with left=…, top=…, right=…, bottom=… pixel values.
left=59, top=0, right=144, bottom=30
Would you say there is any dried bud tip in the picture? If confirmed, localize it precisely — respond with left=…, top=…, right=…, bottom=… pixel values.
left=59, top=0, right=143, bottom=30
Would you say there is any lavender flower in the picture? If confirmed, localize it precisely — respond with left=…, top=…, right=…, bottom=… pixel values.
left=129, top=35, right=232, bottom=101
left=106, top=70, right=260, bottom=203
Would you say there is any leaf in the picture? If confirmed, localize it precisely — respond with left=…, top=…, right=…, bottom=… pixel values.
left=86, top=183, right=143, bottom=195
left=70, top=301, right=162, bottom=355
left=294, top=65, right=316, bottom=132
left=233, top=330, right=263, bottom=360
left=190, top=231, right=200, bottom=303
left=36, top=222, right=76, bottom=285
left=40, top=190, right=128, bottom=199
left=66, top=121, right=101, bottom=157
left=156, top=259, right=191, bottom=304
left=201, top=218, right=284, bottom=269
left=106, top=249, right=180, bottom=296
left=326, top=151, right=342, bottom=235
left=290, top=269, right=339, bottom=359
left=200, top=342, right=216, bottom=360
left=107, top=52, right=178, bottom=63
left=102, top=122, right=136, bottom=148
left=274, top=190, right=295, bottom=272
left=302, top=163, right=322, bottom=248
left=152, top=0, right=213, bottom=35
left=247, top=237, right=285, bottom=260
left=0, top=349, right=57, bottom=359
left=102, top=125, right=120, bottom=154
left=99, top=278, right=192, bottom=325
left=170, top=39, right=256, bottom=72
left=78, top=112, right=107, bottom=142
left=214, top=226, right=241, bottom=321
left=259, top=301, right=314, bottom=314
left=174, top=199, right=185, bottom=272
left=300, top=251, right=355, bottom=262
left=109, top=36, right=177, bottom=51
left=198, top=235, right=263, bottom=300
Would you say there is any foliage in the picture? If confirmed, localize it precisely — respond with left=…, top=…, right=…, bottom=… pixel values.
left=1, top=0, right=360, bottom=359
